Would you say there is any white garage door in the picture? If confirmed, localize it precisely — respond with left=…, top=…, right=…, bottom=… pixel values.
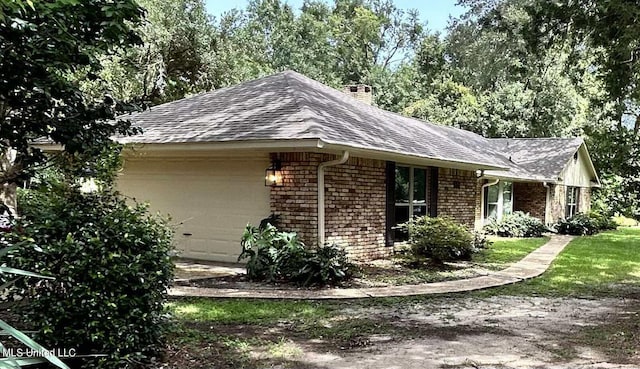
left=118, top=154, right=271, bottom=262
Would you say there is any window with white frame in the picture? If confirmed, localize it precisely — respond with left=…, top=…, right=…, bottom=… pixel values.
left=394, top=166, right=428, bottom=240
left=566, top=186, right=579, bottom=218
left=484, top=181, right=513, bottom=220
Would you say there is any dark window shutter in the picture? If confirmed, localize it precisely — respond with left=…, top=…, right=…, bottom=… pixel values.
left=385, top=161, right=396, bottom=247
left=429, top=167, right=438, bottom=217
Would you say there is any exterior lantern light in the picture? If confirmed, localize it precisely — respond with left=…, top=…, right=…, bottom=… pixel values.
left=265, top=159, right=284, bottom=187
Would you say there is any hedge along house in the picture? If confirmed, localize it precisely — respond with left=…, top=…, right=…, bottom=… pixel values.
left=115, top=71, right=599, bottom=262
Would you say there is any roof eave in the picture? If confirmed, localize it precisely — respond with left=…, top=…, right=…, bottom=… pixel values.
left=320, top=142, right=508, bottom=171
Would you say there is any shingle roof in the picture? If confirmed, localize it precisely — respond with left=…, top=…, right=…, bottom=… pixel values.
left=484, top=138, right=586, bottom=181
left=119, top=70, right=503, bottom=168
left=119, top=70, right=593, bottom=182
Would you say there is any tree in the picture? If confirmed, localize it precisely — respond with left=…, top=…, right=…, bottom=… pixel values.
left=81, top=0, right=218, bottom=105
left=0, top=0, right=144, bottom=214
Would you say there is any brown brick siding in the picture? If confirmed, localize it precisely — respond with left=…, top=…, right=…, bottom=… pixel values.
left=270, top=153, right=389, bottom=261
left=548, top=184, right=592, bottom=222
left=436, top=168, right=478, bottom=229
left=513, top=182, right=547, bottom=221
left=325, top=157, right=389, bottom=260
left=579, top=187, right=591, bottom=214
left=270, top=153, right=319, bottom=248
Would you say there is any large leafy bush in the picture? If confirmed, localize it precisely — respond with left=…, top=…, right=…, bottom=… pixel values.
left=555, top=212, right=617, bottom=235
left=239, top=222, right=355, bottom=286
left=400, top=216, right=479, bottom=263
left=3, top=183, right=174, bottom=368
left=483, top=211, right=548, bottom=238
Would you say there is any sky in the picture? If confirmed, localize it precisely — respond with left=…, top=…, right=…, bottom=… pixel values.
left=204, top=0, right=467, bottom=33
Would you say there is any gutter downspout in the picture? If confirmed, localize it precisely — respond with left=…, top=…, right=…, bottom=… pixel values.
left=317, top=151, right=349, bottom=247
left=543, top=182, right=551, bottom=225
left=480, top=178, right=499, bottom=225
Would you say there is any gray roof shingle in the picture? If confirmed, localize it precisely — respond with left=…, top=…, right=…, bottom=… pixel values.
left=119, top=70, right=592, bottom=182
left=484, top=138, right=586, bottom=181
left=119, top=71, right=503, bottom=168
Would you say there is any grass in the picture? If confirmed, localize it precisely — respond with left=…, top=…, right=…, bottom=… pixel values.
left=166, top=228, right=640, bottom=367
left=474, top=236, right=549, bottom=266
left=167, top=298, right=332, bottom=324
left=480, top=227, right=640, bottom=297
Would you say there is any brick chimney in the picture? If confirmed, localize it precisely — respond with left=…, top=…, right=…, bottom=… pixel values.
left=343, top=84, right=372, bottom=105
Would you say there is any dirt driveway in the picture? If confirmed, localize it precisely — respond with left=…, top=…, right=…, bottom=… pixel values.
left=254, top=296, right=640, bottom=369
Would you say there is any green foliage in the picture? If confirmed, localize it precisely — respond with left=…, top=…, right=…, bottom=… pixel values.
left=295, top=244, right=356, bottom=286
left=81, top=0, right=219, bottom=105
left=3, top=183, right=174, bottom=368
left=239, top=223, right=354, bottom=286
left=400, top=216, right=478, bottom=263
left=474, top=237, right=549, bottom=266
left=555, top=212, right=616, bottom=236
left=483, top=228, right=640, bottom=297
left=472, top=231, right=492, bottom=250
left=483, top=211, right=548, bottom=238
left=588, top=127, right=640, bottom=220
left=239, top=223, right=307, bottom=282
left=0, top=235, right=70, bottom=369
left=0, top=0, right=144, bottom=186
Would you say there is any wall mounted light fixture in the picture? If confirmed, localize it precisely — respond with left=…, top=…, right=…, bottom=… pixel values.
left=265, top=159, right=284, bottom=187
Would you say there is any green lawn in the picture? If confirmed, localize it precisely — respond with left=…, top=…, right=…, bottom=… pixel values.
left=474, top=236, right=549, bottom=266
left=167, top=228, right=640, bottom=367
left=482, top=227, right=640, bottom=297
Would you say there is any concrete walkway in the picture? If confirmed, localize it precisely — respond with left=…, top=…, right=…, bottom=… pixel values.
left=169, top=235, right=574, bottom=300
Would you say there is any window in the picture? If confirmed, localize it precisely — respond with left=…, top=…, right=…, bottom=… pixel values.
left=484, top=181, right=513, bottom=221
left=566, top=186, right=579, bottom=218
left=394, top=166, right=428, bottom=240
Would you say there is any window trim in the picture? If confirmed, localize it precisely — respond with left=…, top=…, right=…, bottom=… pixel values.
left=483, top=181, right=514, bottom=221
left=394, top=165, right=429, bottom=218
left=566, top=186, right=579, bottom=218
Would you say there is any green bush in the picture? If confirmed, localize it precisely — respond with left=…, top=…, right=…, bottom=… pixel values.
left=472, top=231, right=492, bottom=250
left=4, top=184, right=174, bottom=369
left=400, top=216, right=477, bottom=263
left=588, top=211, right=618, bottom=231
left=295, top=244, right=356, bottom=286
left=239, top=223, right=355, bottom=286
left=483, top=211, right=548, bottom=238
left=555, top=212, right=617, bottom=235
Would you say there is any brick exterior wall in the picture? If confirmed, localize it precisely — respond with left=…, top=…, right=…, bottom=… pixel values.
left=270, top=153, right=389, bottom=261
left=548, top=184, right=592, bottom=222
left=324, top=157, right=389, bottom=260
left=513, top=182, right=547, bottom=221
left=270, top=153, right=319, bottom=248
left=579, top=187, right=591, bottom=214
left=436, top=168, right=478, bottom=229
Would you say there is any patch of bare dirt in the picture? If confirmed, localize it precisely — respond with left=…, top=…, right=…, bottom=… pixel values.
left=167, top=296, right=640, bottom=369
left=292, top=296, right=640, bottom=369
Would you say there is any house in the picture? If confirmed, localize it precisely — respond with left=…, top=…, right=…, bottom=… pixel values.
left=116, top=71, right=599, bottom=262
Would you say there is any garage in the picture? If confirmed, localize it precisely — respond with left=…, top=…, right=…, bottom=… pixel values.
left=117, top=153, right=271, bottom=262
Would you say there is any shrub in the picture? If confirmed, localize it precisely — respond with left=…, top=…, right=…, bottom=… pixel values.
left=473, top=231, right=492, bottom=250
left=483, top=211, right=548, bottom=238
left=555, top=212, right=617, bottom=236
left=294, top=244, right=356, bottom=286
left=555, top=213, right=599, bottom=235
left=588, top=211, right=618, bottom=231
left=239, top=223, right=354, bottom=286
left=401, top=216, right=477, bottom=263
left=4, top=184, right=174, bottom=369
left=239, top=222, right=307, bottom=282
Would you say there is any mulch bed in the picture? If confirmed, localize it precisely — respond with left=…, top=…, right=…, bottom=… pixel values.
left=174, top=258, right=498, bottom=290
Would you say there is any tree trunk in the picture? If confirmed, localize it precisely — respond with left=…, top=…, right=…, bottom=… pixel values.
left=0, top=148, right=19, bottom=217
left=0, top=182, right=17, bottom=217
